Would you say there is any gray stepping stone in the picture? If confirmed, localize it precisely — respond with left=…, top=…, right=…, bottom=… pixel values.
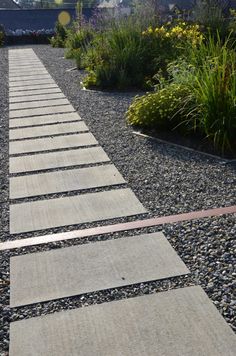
left=9, top=112, right=82, bottom=128
left=9, top=71, right=49, bottom=78
left=10, top=122, right=88, bottom=140
left=10, top=98, right=70, bottom=111
left=10, top=233, right=189, bottom=307
left=10, top=88, right=61, bottom=97
left=9, top=75, right=52, bottom=83
left=9, top=66, right=46, bottom=72
left=9, top=84, right=58, bottom=92
left=9, top=286, right=236, bottom=356
left=10, top=188, right=146, bottom=234
left=10, top=93, right=65, bottom=104
left=10, top=132, right=97, bottom=155
left=9, top=79, right=55, bottom=88
left=9, top=105, right=75, bottom=119
left=9, top=147, right=109, bottom=173
left=10, top=164, right=125, bottom=199
left=9, top=61, right=41, bottom=65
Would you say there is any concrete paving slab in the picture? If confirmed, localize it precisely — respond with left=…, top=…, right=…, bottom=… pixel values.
left=9, top=147, right=109, bottom=173
left=9, top=112, right=82, bottom=128
left=9, top=79, right=55, bottom=88
left=9, top=72, right=49, bottom=79
left=9, top=75, right=52, bottom=83
left=9, top=286, right=236, bottom=356
left=9, top=105, right=75, bottom=119
left=9, top=87, right=61, bottom=97
left=10, top=164, right=125, bottom=198
left=9, top=61, right=41, bottom=65
left=10, top=188, right=146, bottom=234
left=10, top=132, right=97, bottom=155
left=10, top=98, right=70, bottom=111
left=10, top=93, right=65, bottom=103
left=9, top=66, right=46, bottom=72
left=10, top=232, right=189, bottom=307
left=10, top=122, right=88, bottom=140
left=9, top=84, right=58, bottom=93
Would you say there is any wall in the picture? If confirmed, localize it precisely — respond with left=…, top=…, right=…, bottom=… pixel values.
left=0, top=8, right=93, bottom=32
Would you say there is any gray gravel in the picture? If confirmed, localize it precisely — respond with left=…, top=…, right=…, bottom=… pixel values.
left=0, top=45, right=235, bottom=354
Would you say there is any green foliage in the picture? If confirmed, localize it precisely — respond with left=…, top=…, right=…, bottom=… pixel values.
left=50, top=22, right=67, bottom=48
left=127, top=35, right=236, bottom=153
left=186, top=35, right=236, bottom=152
left=126, top=84, right=192, bottom=129
left=83, top=20, right=147, bottom=89
left=65, top=27, right=94, bottom=68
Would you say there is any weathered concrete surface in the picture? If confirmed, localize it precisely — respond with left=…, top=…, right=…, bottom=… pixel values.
left=10, top=98, right=70, bottom=111
left=9, top=112, right=81, bottom=128
left=9, top=121, right=88, bottom=140
left=9, top=286, right=236, bottom=356
left=9, top=83, right=58, bottom=93
left=10, top=93, right=65, bottom=104
left=10, top=164, right=125, bottom=198
left=10, top=188, right=146, bottom=234
left=9, top=79, right=55, bottom=88
left=9, top=88, right=61, bottom=98
left=10, top=233, right=189, bottom=307
left=10, top=132, right=97, bottom=154
left=9, top=74, right=51, bottom=82
left=9, top=105, right=75, bottom=119
left=9, top=147, right=110, bottom=173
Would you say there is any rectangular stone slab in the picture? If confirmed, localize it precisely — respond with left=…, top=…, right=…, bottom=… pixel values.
left=9, top=122, right=88, bottom=140
left=10, top=132, right=97, bottom=155
left=9, top=286, right=236, bottom=356
left=9, top=112, right=82, bottom=128
left=9, top=84, right=58, bottom=92
left=10, top=188, right=146, bottom=234
left=10, top=93, right=65, bottom=103
left=9, top=79, right=55, bottom=88
left=9, top=87, right=62, bottom=97
left=10, top=164, right=125, bottom=199
left=9, top=75, right=51, bottom=82
left=9, top=66, right=46, bottom=72
left=9, top=147, right=109, bottom=173
left=9, top=105, right=75, bottom=119
left=10, top=232, right=189, bottom=307
left=10, top=98, right=70, bottom=111
left=9, top=69, right=49, bottom=76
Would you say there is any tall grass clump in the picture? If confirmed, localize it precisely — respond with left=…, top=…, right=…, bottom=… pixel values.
left=83, top=19, right=147, bottom=89
left=187, top=35, right=236, bottom=153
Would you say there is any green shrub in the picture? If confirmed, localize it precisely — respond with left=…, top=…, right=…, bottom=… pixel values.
left=126, top=84, right=192, bottom=130
left=139, top=35, right=236, bottom=153
left=64, top=27, right=94, bottom=68
left=82, top=20, right=204, bottom=90
left=50, top=22, right=67, bottom=48
left=83, top=20, right=147, bottom=89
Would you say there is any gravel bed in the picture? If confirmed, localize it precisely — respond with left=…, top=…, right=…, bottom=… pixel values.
left=0, top=45, right=235, bottom=354
left=1, top=215, right=235, bottom=354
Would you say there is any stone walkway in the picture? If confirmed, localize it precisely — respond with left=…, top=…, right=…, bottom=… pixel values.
left=8, top=49, right=236, bottom=355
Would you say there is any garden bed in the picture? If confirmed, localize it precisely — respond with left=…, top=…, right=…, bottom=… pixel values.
left=0, top=45, right=235, bottom=355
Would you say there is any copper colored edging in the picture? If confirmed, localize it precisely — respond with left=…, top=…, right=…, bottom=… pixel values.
left=1, top=205, right=235, bottom=251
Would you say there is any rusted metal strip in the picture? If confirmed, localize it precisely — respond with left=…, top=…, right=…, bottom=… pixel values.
left=1, top=205, right=235, bottom=251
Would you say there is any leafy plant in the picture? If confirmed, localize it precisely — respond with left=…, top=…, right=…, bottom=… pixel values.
left=83, top=20, right=147, bottom=89
left=126, top=84, right=192, bottom=130
left=50, top=22, right=67, bottom=48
